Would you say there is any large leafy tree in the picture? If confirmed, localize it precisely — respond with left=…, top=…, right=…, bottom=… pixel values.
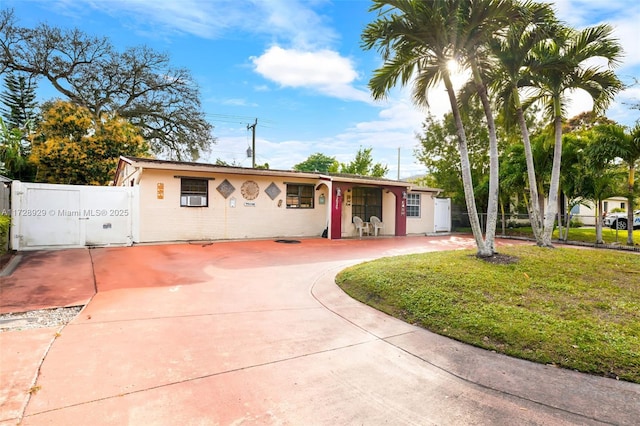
left=293, top=153, right=338, bottom=173
left=526, top=24, right=623, bottom=247
left=336, top=147, right=388, bottom=177
left=416, top=105, right=490, bottom=214
left=30, top=100, right=149, bottom=185
left=363, top=0, right=515, bottom=257
left=0, top=9, right=214, bottom=161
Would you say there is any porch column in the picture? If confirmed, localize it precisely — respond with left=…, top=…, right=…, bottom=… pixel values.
left=389, top=187, right=407, bottom=236
left=330, top=185, right=344, bottom=239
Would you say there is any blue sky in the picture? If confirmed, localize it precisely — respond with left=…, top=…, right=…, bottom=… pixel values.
left=5, top=0, right=640, bottom=179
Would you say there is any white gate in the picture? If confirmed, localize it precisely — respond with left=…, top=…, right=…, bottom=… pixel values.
left=434, top=198, right=451, bottom=232
left=10, top=181, right=135, bottom=250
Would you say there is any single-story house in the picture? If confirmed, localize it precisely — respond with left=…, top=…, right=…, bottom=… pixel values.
left=569, top=196, right=630, bottom=226
left=113, top=156, right=448, bottom=243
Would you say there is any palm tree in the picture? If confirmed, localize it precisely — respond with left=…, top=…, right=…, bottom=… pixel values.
left=593, top=123, right=640, bottom=245
left=527, top=24, right=623, bottom=247
left=489, top=1, right=557, bottom=245
left=581, top=132, right=626, bottom=244
left=362, top=0, right=515, bottom=257
left=456, top=0, right=520, bottom=254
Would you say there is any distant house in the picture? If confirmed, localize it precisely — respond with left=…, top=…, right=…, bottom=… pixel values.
left=570, top=196, right=629, bottom=226
left=113, top=156, right=449, bottom=243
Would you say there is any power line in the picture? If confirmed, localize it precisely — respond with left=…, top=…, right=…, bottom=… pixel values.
left=206, top=114, right=275, bottom=129
left=206, top=113, right=276, bottom=123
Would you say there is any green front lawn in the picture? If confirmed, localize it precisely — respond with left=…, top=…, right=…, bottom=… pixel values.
left=554, top=227, right=640, bottom=244
left=336, top=246, right=640, bottom=382
left=483, top=225, right=640, bottom=245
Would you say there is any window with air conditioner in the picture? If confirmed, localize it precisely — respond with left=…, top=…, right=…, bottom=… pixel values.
left=180, top=178, right=208, bottom=207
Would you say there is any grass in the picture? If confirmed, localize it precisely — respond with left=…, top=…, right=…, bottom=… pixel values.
left=336, top=245, right=640, bottom=383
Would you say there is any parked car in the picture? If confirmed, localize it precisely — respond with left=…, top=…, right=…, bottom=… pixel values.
left=605, top=210, right=640, bottom=230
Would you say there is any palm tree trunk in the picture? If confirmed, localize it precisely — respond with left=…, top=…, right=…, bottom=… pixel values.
left=627, top=166, right=635, bottom=246
left=513, top=88, right=543, bottom=245
left=472, top=62, right=498, bottom=255
left=596, top=199, right=604, bottom=244
left=443, top=73, right=490, bottom=256
left=556, top=192, right=564, bottom=240
left=542, top=112, right=563, bottom=247
left=500, top=198, right=506, bottom=236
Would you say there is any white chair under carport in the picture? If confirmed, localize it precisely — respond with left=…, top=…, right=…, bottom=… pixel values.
left=353, top=216, right=369, bottom=237
left=370, top=216, right=383, bottom=236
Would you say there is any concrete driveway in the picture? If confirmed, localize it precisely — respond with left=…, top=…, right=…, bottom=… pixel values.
left=1, top=236, right=639, bottom=425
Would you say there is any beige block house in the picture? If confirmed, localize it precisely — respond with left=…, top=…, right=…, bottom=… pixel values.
left=114, top=156, right=446, bottom=243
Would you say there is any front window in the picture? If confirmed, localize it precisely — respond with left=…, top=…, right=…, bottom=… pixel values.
left=406, top=193, right=421, bottom=217
left=286, top=184, right=314, bottom=208
left=352, top=187, right=382, bottom=221
left=180, top=178, right=208, bottom=207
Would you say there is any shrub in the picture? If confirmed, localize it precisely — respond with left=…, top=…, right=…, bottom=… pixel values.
left=0, top=214, right=10, bottom=254
left=569, top=218, right=584, bottom=227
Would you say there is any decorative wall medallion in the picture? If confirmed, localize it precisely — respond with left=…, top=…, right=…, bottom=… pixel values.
left=241, top=180, right=260, bottom=200
left=216, top=179, right=235, bottom=199
left=265, top=182, right=281, bottom=200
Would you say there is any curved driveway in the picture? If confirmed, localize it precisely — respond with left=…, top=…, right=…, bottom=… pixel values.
left=5, top=236, right=640, bottom=425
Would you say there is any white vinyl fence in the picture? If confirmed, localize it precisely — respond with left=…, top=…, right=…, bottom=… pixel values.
left=10, top=181, right=136, bottom=251
left=434, top=198, right=451, bottom=232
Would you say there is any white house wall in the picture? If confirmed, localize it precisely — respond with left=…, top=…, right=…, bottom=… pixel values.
left=136, top=170, right=328, bottom=242
left=571, top=196, right=628, bottom=226
left=339, top=190, right=397, bottom=237
left=406, top=192, right=437, bottom=235
left=381, top=191, right=396, bottom=236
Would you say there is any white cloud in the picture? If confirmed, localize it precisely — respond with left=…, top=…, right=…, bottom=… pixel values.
left=327, top=97, right=429, bottom=179
left=610, top=15, right=640, bottom=69
left=353, top=100, right=425, bottom=132
left=256, top=0, right=338, bottom=49
left=53, top=0, right=337, bottom=48
left=543, top=0, right=640, bottom=69
left=251, top=46, right=372, bottom=102
left=508, top=1, right=639, bottom=127
left=607, top=85, right=640, bottom=126
left=222, top=98, right=258, bottom=107
left=206, top=94, right=429, bottom=179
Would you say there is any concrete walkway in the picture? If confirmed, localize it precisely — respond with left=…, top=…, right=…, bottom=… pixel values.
left=1, top=236, right=638, bottom=425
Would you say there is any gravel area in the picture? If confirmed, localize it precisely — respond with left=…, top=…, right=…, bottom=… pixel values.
left=0, top=306, right=83, bottom=332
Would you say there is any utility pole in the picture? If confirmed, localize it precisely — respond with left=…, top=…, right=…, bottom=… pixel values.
left=247, top=118, right=257, bottom=168
left=397, top=147, right=401, bottom=180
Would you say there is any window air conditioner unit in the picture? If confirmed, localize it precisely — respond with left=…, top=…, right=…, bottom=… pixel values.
left=186, top=195, right=206, bottom=206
